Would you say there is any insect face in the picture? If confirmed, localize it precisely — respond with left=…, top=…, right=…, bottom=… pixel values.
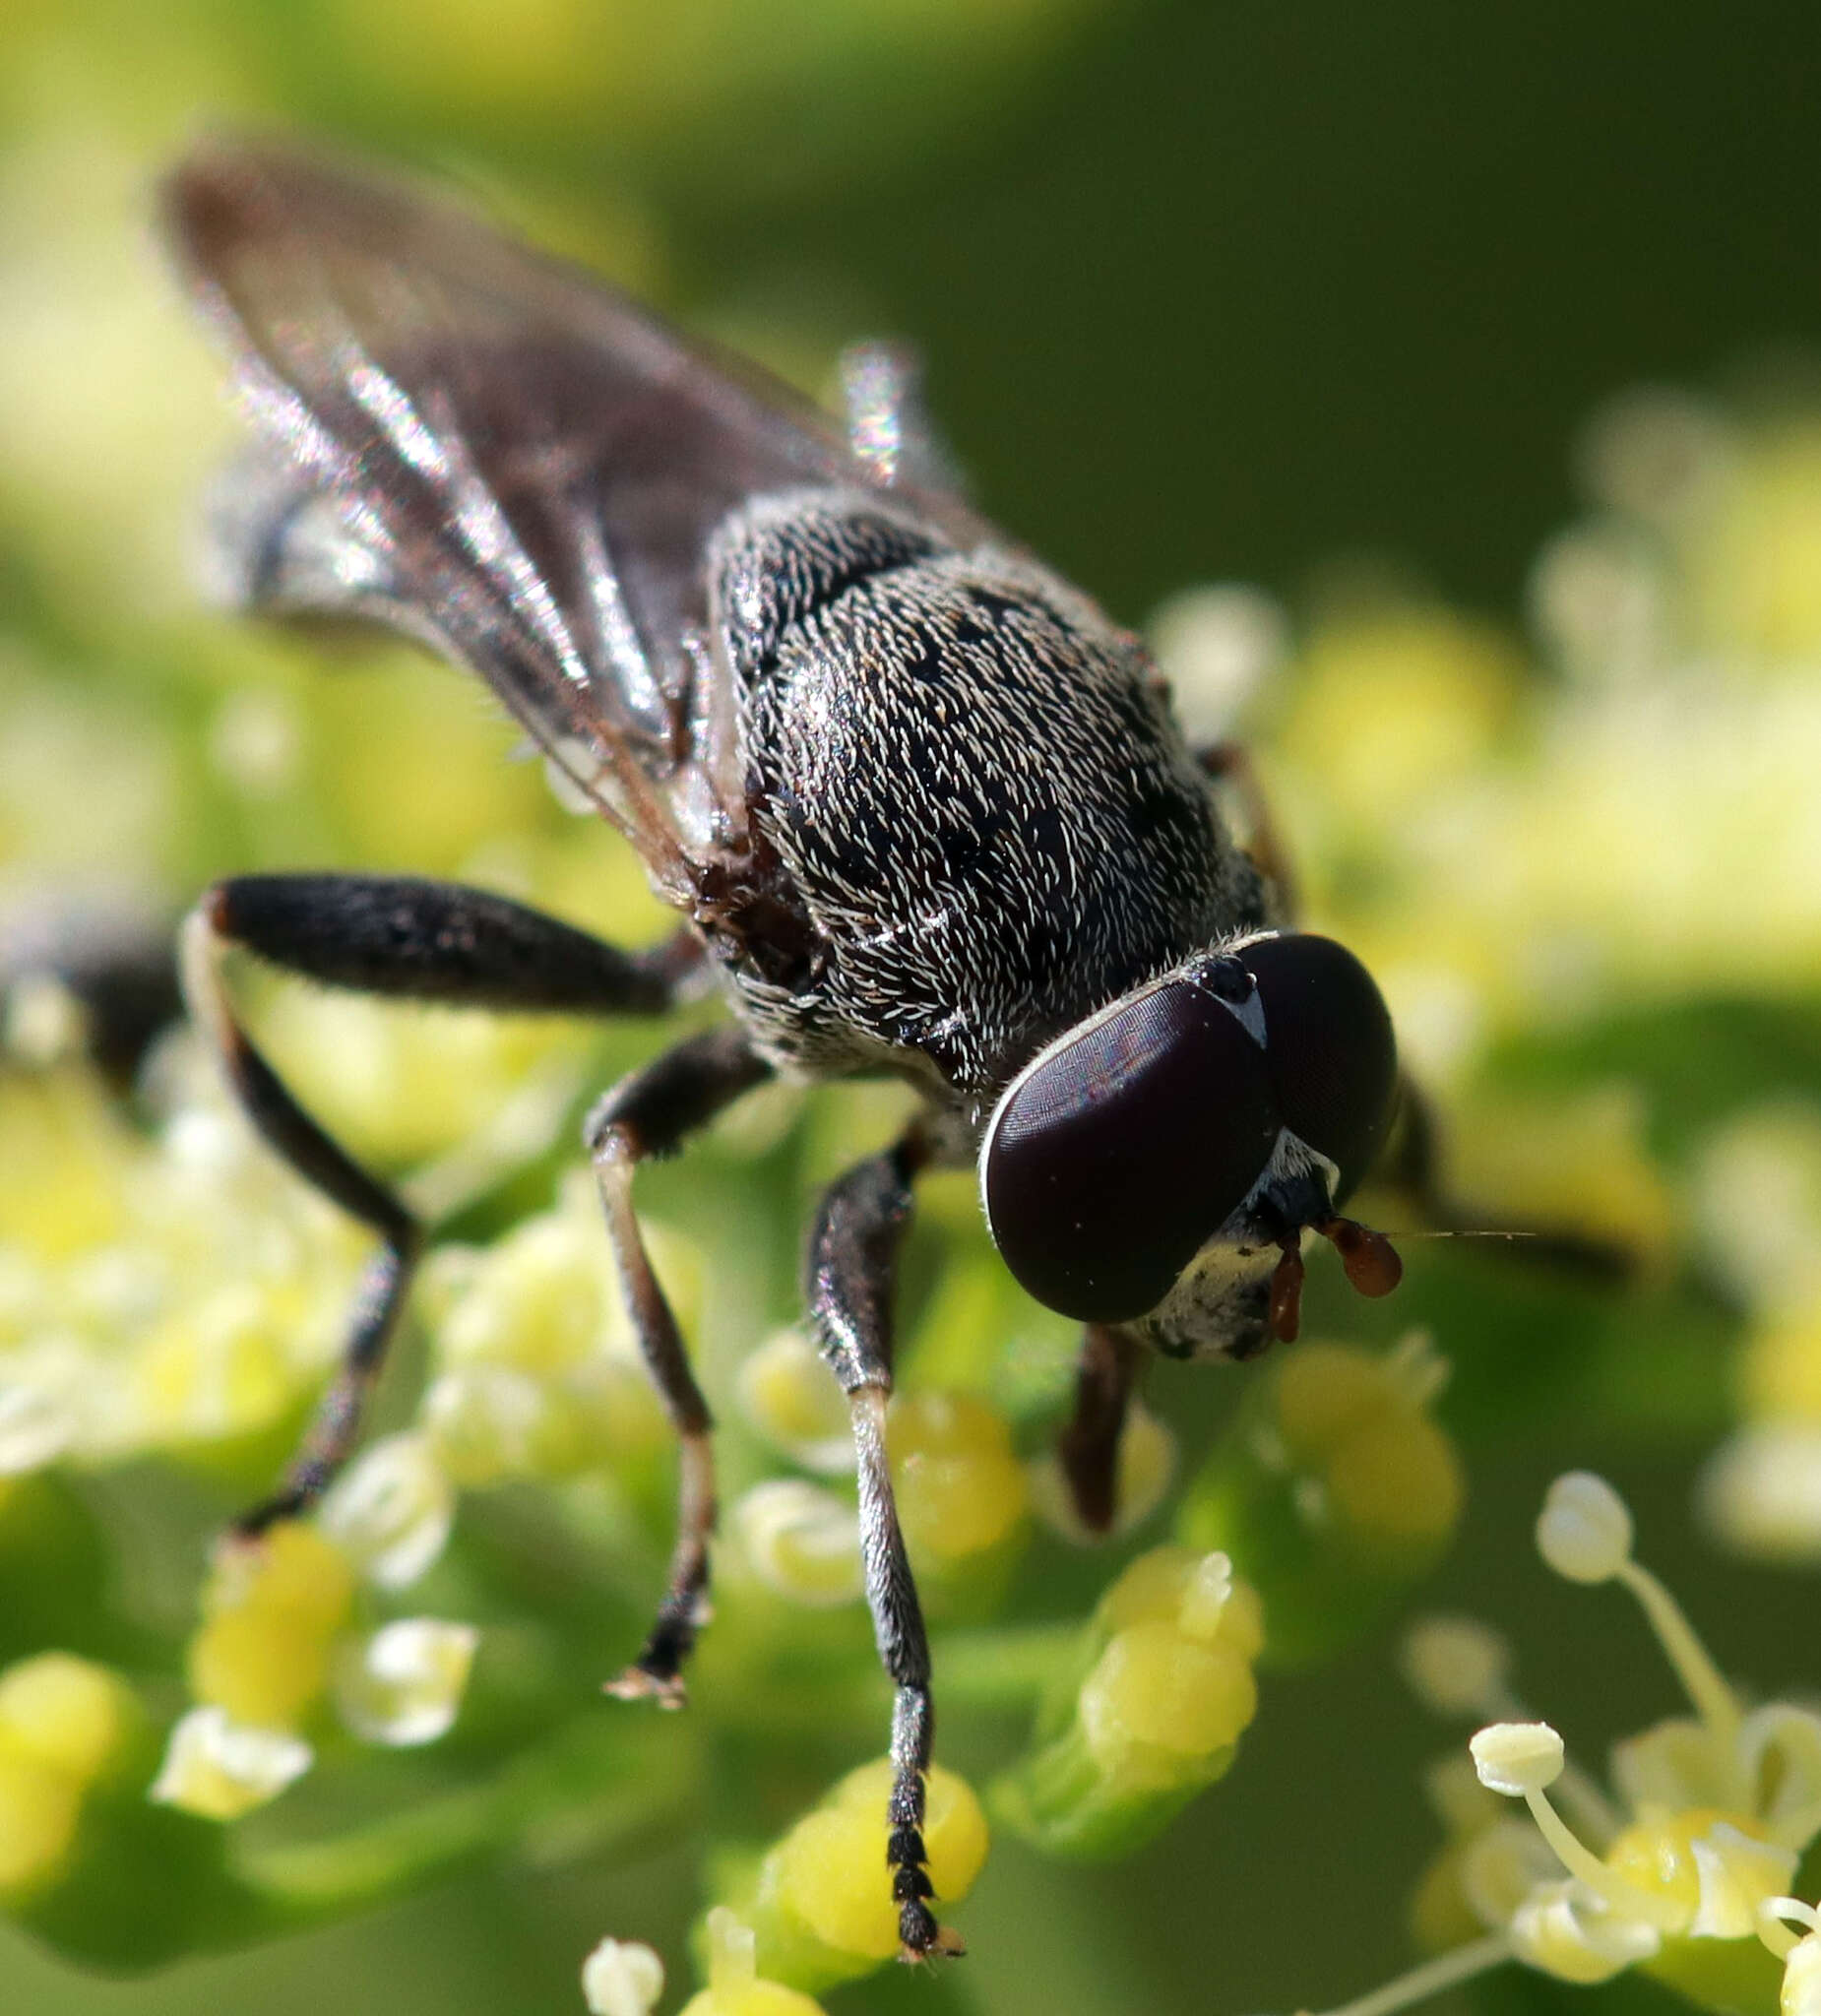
left=979, top=930, right=1400, bottom=1357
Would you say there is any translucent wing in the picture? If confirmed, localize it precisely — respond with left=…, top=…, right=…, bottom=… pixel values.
left=163, top=138, right=972, bottom=896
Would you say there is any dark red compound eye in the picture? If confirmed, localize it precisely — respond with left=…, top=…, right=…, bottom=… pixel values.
left=1242, top=933, right=1398, bottom=1203
left=982, top=979, right=1281, bottom=1323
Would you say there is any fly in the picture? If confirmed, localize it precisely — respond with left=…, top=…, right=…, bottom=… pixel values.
left=162, top=137, right=1410, bottom=1960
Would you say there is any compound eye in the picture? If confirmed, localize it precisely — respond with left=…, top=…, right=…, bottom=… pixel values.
left=1243, top=934, right=1398, bottom=1202
left=982, top=980, right=1280, bottom=1323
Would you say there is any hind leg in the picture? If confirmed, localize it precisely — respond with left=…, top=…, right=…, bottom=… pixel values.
left=181, top=871, right=699, bottom=1532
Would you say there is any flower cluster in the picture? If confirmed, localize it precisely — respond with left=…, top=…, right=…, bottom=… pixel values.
left=1, top=43, right=1819, bottom=2009
left=1178, top=1330, right=1464, bottom=1667
left=1283, top=1472, right=1821, bottom=2016
left=992, top=1544, right=1265, bottom=1860
left=1694, top=1104, right=1821, bottom=1561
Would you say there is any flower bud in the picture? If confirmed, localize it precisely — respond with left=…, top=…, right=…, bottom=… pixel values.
left=0, top=1657, right=136, bottom=1904
left=710, top=1761, right=986, bottom=1993
left=887, top=1391, right=1028, bottom=1611
left=0, top=1751, right=84, bottom=1898
left=679, top=1910, right=828, bottom=2016
left=582, top=1935, right=664, bottom=2016
left=332, top=1619, right=479, bottom=1746
left=186, top=1524, right=355, bottom=1731
left=0, top=1653, right=236, bottom=1969
left=0, top=1653, right=139, bottom=1788
left=1177, top=1334, right=1463, bottom=1666
left=1537, top=1473, right=1633, bottom=1583
left=991, top=1545, right=1261, bottom=1860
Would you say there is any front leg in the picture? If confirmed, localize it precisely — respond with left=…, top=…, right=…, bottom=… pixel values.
left=1055, top=1322, right=1143, bottom=1537
left=805, top=1126, right=963, bottom=1963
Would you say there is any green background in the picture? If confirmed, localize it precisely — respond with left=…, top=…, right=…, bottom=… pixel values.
left=2, top=4, right=1819, bottom=2014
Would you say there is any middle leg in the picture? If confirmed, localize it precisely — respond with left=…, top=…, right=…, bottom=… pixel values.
left=805, top=1122, right=963, bottom=1962
left=586, top=1026, right=773, bottom=1704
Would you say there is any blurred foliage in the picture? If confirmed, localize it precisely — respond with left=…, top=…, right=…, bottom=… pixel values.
left=3, top=3, right=1821, bottom=2015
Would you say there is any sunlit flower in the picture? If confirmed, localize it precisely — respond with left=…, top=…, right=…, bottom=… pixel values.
left=1178, top=1331, right=1463, bottom=1666
left=677, top=1910, right=826, bottom=2016
left=992, top=1544, right=1262, bottom=1859
left=1694, top=1105, right=1821, bottom=1561
left=710, top=1759, right=987, bottom=1993
left=581, top=1935, right=666, bottom=2016
left=150, top=1705, right=313, bottom=1824
left=1271, top=1472, right=1821, bottom=2016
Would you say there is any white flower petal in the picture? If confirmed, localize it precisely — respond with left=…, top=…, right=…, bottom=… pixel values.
left=1784, top=1929, right=1821, bottom=2016
left=1742, top=1704, right=1821, bottom=1850
left=1701, top=1426, right=1821, bottom=1564
left=0, top=1370, right=75, bottom=1476
left=732, top=1480, right=861, bottom=1607
left=149, top=1706, right=312, bottom=1820
left=318, top=1432, right=456, bottom=1589
left=333, top=1619, right=479, bottom=1746
left=1609, top=1715, right=1729, bottom=1814
left=1687, top=1822, right=1796, bottom=1939
left=1510, top=1879, right=1661, bottom=1984
left=581, top=1937, right=664, bottom=2016
left=1460, top=1818, right=1562, bottom=1931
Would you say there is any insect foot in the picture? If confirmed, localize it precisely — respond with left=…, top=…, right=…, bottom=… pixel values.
left=700, top=1757, right=987, bottom=1992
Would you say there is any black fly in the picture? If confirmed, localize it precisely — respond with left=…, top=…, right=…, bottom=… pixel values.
left=162, top=138, right=1406, bottom=1960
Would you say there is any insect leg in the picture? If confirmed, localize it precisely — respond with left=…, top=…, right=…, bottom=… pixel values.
left=1377, top=1072, right=1636, bottom=1282
left=1055, top=1322, right=1142, bottom=1536
left=181, top=872, right=701, bottom=1535
left=1196, top=740, right=1300, bottom=919
left=805, top=1125, right=963, bottom=1963
left=585, top=1028, right=773, bottom=1704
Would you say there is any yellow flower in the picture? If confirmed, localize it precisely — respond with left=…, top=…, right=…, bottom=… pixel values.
left=716, top=1760, right=987, bottom=1993
left=992, top=1545, right=1262, bottom=1859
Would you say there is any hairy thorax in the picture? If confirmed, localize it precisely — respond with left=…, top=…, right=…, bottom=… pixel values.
left=699, top=491, right=1266, bottom=1116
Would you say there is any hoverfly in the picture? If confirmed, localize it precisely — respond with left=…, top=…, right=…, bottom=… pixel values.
left=162, top=138, right=1406, bottom=1959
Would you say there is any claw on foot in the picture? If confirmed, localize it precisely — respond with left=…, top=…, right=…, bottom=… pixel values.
left=602, top=1666, right=687, bottom=1710
left=898, top=1915, right=966, bottom=1964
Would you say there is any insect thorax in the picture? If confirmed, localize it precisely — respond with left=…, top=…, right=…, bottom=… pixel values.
left=703, top=489, right=1267, bottom=1112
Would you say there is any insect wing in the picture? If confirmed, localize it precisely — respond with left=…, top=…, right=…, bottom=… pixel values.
left=163, top=139, right=885, bottom=891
